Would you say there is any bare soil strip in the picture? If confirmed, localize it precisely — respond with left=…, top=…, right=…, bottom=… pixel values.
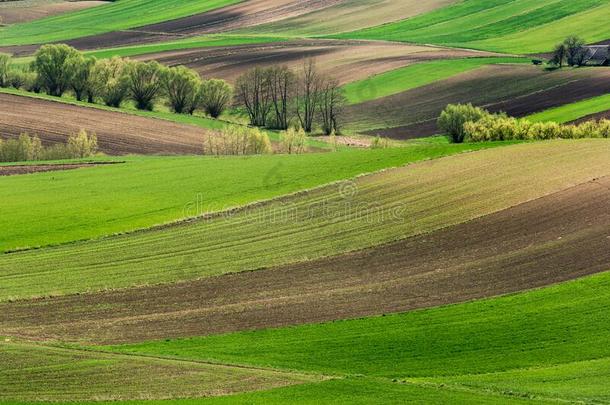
left=3, top=176, right=609, bottom=344
left=0, top=93, right=209, bottom=155
left=0, top=1, right=105, bottom=25
left=570, top=109, right=610, bottom=124
left=0, top=161, right=120, bottom=176
left=354, top=65, right=610, bottom=139
left=138, top=40, right=490, bottom=85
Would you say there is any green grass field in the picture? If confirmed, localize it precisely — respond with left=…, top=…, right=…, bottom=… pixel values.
left=103, top=269, right=610, bottom=403
left=0, top=144, right=482, bottom=252
left=338, top=0, right=610, bottom=54
left=527, top=93, right=610, bottom=123
left=1, top=140, right=607, bottom=301
left=342, top=57, right=529, bottom=104
left=0, top=0, right=242, bottom=46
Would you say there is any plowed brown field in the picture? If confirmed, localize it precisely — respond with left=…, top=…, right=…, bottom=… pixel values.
left=138, top=40, right=489, bottom=85
left=3, top=176, right=608, bottom=344
left=0, top=93, right=209, bottom=155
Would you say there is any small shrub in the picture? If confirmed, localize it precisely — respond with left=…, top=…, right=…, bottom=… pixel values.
left=280, top=127, right=307, bottom=154
left=203, top=126, right=272, bottom=156
left=438, top=103, right=488, bottom=143
left=67, top=129, right=98, bottom=158
left=370, top=136, right=390, bottom=149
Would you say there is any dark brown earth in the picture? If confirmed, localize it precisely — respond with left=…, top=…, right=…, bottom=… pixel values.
left=2, top=176, right=608, bottom=344
left=357, top=65, right=610, bottom=139
left=0, top=162, right=119, bottom=176
left=138, top=40, right=491, bottom=85
left=0, top=93, right=211, bottom=155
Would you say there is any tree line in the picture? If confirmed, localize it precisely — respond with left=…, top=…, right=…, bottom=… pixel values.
left=235, top=59, right=346, bottom=135
left=0, top=44, right=233, bottom=117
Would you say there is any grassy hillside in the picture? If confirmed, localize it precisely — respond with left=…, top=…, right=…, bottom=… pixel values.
left=1, top=140, right=608, bottom=301
left=527, top=93, right=610, bottom=123
left=0, top=145, right=481, bottom=252
left=339, top=0, right=610, bottom=53
left=105, top=269, right=610, bottom=402
left=0, top=340, right=313, bottom=402
left=0, top=0, right=241, bottom=46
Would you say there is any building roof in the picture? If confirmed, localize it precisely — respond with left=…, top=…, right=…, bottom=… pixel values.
left=583, top=45, right=609, bottom=64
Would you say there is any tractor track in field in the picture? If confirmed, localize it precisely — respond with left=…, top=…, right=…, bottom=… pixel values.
left=3, top=176, right=609, bottom=344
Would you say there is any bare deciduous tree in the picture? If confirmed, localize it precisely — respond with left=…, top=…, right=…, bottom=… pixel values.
left=296, top=59, right=322, bottom=133
left=235, top=67, right=272, bottom=127
left=318, top=76, right=345, bottom=135
left=267, top=65, right=296, bottom=130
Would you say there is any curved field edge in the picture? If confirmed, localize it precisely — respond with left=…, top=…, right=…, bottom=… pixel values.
left=527, top=93, right=610, bottom=123
left=342, top=57, right=529, bottom=105
left=0, top=142, right=492, bottom=253
left=101, top=269, right=610, bottom=393
left=3, top=175, right=607, bottom=344
left=0, top=139, right=608, bottom=301
left=0, top=0, right=243, bottom=46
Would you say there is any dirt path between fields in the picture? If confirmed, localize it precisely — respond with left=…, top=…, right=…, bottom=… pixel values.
left=3, top=176, right=609, bottom=344
left=0, top=161, right=120, bottom=176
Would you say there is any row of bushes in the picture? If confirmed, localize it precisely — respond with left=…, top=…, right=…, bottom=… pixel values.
left=0, top=45, right=233, bottom=116
left=438, top=103, right=610, bottom=143
left=0, top=130, right=98, bottom=162
left=203, top=126, right=311, bottom=156
left=465, top=116, right=610, bottom=142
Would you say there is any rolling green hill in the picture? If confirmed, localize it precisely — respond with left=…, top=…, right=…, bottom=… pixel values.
left=339, top=0, right=610, bottom=53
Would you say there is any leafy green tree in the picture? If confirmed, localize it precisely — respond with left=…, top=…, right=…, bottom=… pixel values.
left=551, top=43, right=567, bottom=68
left=0, top=53, right=11, bottom=88
left=70, top=56, right=96, bottom=102
left=31, top=44, right=80, bottom=97
left=90, top=57, right=129, bottom=107
left=162, top=65, right=201, bottom=114
left=564, top=36, right=586, bottom=67
left=126, top=60, right=164, bottom=111
left=200, top=79, right=233, bottom=118
left=438, top=103, right=488, bottom=143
